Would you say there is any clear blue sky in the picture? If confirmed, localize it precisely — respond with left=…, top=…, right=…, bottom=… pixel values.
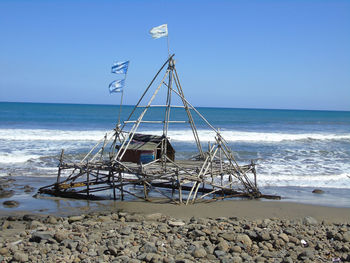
left=0, top=0, right=349, bottom=111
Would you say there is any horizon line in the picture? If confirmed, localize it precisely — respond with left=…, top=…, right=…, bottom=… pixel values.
left=1, top=100, right=349, bottom=113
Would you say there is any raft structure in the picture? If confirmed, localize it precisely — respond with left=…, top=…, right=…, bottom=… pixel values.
left=38, top=55, right=280, bottom=204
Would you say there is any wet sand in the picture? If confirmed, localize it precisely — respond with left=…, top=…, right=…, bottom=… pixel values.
left=115, top=200, right=350, bottom=223
left=0, top=175, right=349, bottom=223
left=1, top=199, right=349, bottom=224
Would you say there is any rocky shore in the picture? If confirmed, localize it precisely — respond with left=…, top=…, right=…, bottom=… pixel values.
left=0, top=210, right=349, bottom=263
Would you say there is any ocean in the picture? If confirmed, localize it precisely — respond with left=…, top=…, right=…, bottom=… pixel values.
left=1, top=102, right=350, bottom=207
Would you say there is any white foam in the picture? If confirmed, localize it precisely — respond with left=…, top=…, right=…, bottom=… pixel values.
left=0, top=128, right=349, bottom=143
left=0, top=129, right=111, bottom=141
left=0, top=153, right=40, bottom=164
left=140, top=129, right=350, bottom=143
left=256, top=173, right=350, bottom=189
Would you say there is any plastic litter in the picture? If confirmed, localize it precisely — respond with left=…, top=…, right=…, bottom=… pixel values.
left=300, top=239, right=308, bottom=247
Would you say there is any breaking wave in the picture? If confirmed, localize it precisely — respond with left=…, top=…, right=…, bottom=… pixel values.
left=1, top=128, right=349, bottom=143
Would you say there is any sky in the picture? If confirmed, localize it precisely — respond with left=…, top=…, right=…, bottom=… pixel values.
left=0, top=0, right=349, bottom=111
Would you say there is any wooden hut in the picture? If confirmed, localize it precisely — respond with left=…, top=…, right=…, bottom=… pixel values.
left=120, top=133, right=175, bottom=164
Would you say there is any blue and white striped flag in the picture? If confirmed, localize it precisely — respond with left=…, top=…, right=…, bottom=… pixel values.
left=111, top=61, right=129, bottom=74
left=109, top=79, right=125, bottom=93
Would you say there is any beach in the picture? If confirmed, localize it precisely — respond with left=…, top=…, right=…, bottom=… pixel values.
left=1, top=175, right=350, bottom=262
left=1, top=199, right=350, bottom=262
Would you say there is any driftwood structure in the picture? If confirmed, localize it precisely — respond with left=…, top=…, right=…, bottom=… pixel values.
left=38, top=55, right=280, bottom=204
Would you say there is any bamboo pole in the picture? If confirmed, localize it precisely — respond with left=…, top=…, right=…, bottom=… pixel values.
left=173, top=68, right=204, bottom=158
left=56, top=149, right=64, bottom=187
left=112, top=171, right=116, bottom=200
left=120, top=54, right=175, bottom=131
left=119, top=171, right=124, bottom=200
left=86, top=162, right=90, bottom=199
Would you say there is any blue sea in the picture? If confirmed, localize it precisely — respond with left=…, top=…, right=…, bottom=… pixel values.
left=1, top=102, right=350, bottom=207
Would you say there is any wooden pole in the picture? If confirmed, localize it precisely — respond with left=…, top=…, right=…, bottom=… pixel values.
left=173, top=68, right=204, bottom=158
left=119, top=171, right=124, bottom=200
left=112, top=171, right=116, bottom=200
left=56, top=149, right=64, bottom=187
left=86, top=162, right=90, bottom=199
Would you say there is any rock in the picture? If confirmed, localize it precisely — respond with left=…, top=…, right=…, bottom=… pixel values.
left=2, top=220, right=11, bottom=230
left=303, top=216, right=318, bottom=225
left=279, top=233, right=289, bottom=243
left=145, top=213, right=163, bottom=221
left=236, top=234, right=252, bottom=247
left=47, top=216, right=58, bottom=224
left=108, top=246, right=119, bottom=256
left=128, top=214, right=144, bottom=222
left=142, top=242, right=157, bottom=253
left=68, top=215, right=84, bottom=223
left=30, top=220, right=44, bottom=229
left=298, top=250, right=314, bottom=260
left=214, top=250, right=226, bottom=257
left=97, top=215, right=112, bottom=222
left=284, top=228, right=297, bottom=236
left=30, top=231, right=53, bottom=243
left=115, top=255, right=130, bottom=262
left=232, top=256, right=242, bottom=263
left=23, top=185, right=34, bottom=193
left=221, top=232, right=235, bottom=241
left=192, top=248, right=207, bottom=258
left=158, top=225, right=168, bottom=234
left=257, top=231, right=271, bottom=241
left=231, top=245, right=242, bottom=253
left=54, top=231, right=68, bottom=242
left=312, top=189, right=324, bottom=194
left=13, top=252, right=28, bottom=262
left=0, top=247, right=9, bottom=255
left=216, top=240, right=229, bottom=252
left=6, top=215, right=17, bottom=221
left=282, top=257, right=293, bottom=263
left=0, top=190, right=14, bottom=198
left=2, top=200, right=19, bottom=208
left=66, top=240, right=78, bottom=250
left=22, top=214, right=38, bottom=221
left=342, top=231, right=350, bottom=242
left=144, top=253, right=156, bottom=262
left=168, top=220, right=185, bottom=227
left=120, top=227, right=131, bottom=235
left=192, top=229, right=205, bottom=237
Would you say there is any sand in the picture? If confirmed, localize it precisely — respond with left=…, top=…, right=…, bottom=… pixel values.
left=1, top=198, right=349, bottom=223
left=114, top=199, right=350, bottom=223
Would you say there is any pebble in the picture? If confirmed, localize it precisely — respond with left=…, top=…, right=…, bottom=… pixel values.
left=303, top=216, right=318, bottom=225
left=68, top=215, right=85, bottom=223
left=0, top=190, right=14, bottom=199
left=0, top=210, right=348, bottom=262
left=2, top=200, right=19, bottom=208
left=312, top=189, right=324, bottom=194
left=192, top=247, right=207, bottom=258
left=168, top=220, right=185, bottom=227
left=13, top=252, right=28, bottom=262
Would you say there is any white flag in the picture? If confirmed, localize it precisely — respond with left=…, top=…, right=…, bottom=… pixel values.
left=149, top=24, right=168, bottom=39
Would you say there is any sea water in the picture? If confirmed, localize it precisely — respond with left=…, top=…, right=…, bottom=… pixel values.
left=1, top=102, right=350, bottom=206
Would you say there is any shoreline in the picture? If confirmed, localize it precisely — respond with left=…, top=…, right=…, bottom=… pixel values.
left=0, top=175, right=350, bottom=223
left=0, top=202, right=349, bottom=262
left=1, top=199, right=349, bottom=223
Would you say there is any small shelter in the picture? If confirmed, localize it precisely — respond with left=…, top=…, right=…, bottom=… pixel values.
left=120, top=134, right=175, bottom=164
